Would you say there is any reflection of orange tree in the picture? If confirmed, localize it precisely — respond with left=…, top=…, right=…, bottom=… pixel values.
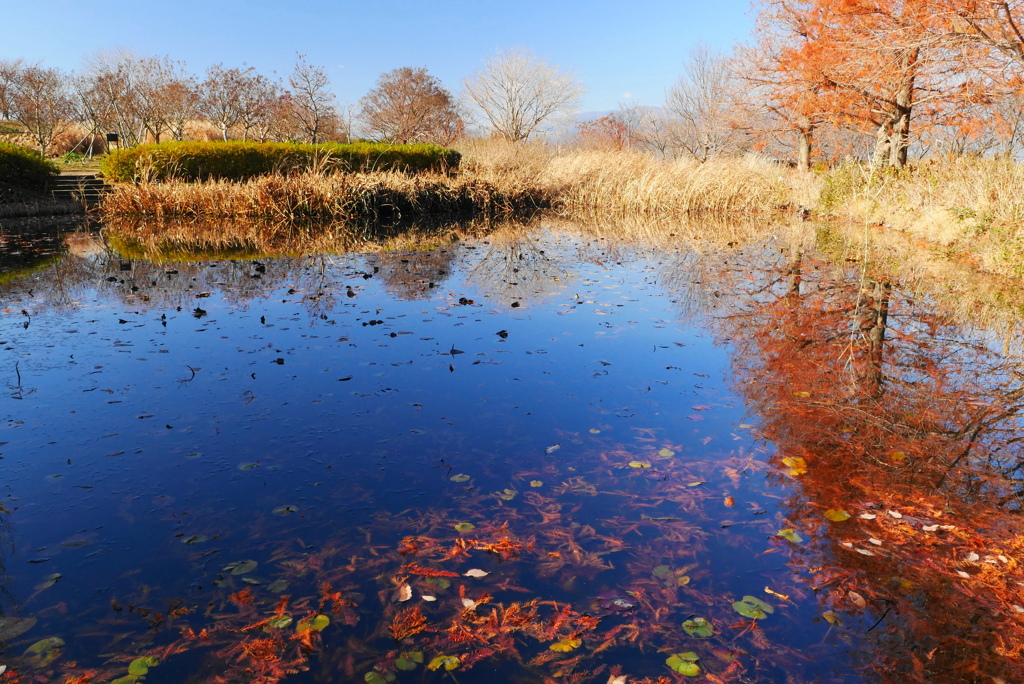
left=715, top=249, right=1024, bottom=682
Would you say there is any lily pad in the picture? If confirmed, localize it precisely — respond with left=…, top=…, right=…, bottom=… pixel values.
left=267, top=579, right=291, bottom=593
left=733, top=595, right=774, bottom=620
left=549, top=637, right=581, bottom=652
left=628, top=460, right=652, bottom=469
left=658, top=448, right=675, bottom=457
left=128, top=656, right=159, bottom=676
left=450, top=474, right=471, bottom=483
left=23, top=637, right=65, bottom=668
left=425, top=576, right=451, bottom=590
left=0, top=616, right=37, bottom=641
left=776, top=528, right=803, bottom=543
left=652, top=564, right=672, bottom=578
left=267, top=616, right=293, bottom=629
left=395, top=651, right=423, bottom=671
left=180, top=534, right=209, bottom=545
left=497, top=488, right=517, bottom=501
left=272, top=504, right=299, bottom=516
left=427, top=655, right=461, bottom=671
left=297, top=614, right=330, bottom=632
left=454, top=522, right=475, bottom=532
left=227, top=559, right=258, bottom=575
left=682, top=617, right=713, bottom=637
left=824, top=509, right=851, bottom=522
left=530, top=480, right=543, bottom=487
left=237, top=461, right=260, bottom=471
left=666, top=652, right=701, bottom=676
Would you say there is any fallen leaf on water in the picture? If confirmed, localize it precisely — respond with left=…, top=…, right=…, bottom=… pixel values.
left=545, top=444, right=561, bottom=454
left=823, top=610, right=841, bottom=624
left=849, top=591, right=867, bottom=608
left=782, top=456, right=807, bottom=476
left=824, top=509, right=851, bottom=522
left=608, top=676, right=628, bottom=684
left=658, top=448, right=675, bottom=457
left=550, top=638, right=582, bottom=652
left=793, top=391, right=811, bottom=398
left=454, top=522, right=475, bottom=532
left=868, top=538, right=882, bottom=546
left=724, top=496, right=735, bottom=507
left=776, top=528, right=803, bottom=544
left=396, top=584, right=412, bottom=602
left=628, top=461, right=651, bottom=469
left=859, top=513, right=877, bottom=520
left=450, top=474, right=471, bottom=482
left=296, top=615, right=329, bottom=632
left=888, top=510, right=903, bottom=519
left=464, top=569, right=489, bottom=578
left=764, top=587, right=790, bottom=601
left=666, top=652, right=701, bottom=676
left=427, top=655, right=461, bottom=671
left=461, top=598, right=478, bottom=609
left=421, top=595, right=436, bottom=602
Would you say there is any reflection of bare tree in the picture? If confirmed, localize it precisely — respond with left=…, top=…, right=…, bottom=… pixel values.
left=364, top=248, right=458, bottom=301
left=465, top=225, right=574, bottom=306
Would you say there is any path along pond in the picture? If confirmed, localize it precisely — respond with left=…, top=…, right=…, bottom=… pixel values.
left=1, top=218, right=1023, bottom=684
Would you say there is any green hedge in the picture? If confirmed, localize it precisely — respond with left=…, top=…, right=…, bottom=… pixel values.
left=101, top=141, right=461, bottom=182
left=0, top=142, right=61, bottom=190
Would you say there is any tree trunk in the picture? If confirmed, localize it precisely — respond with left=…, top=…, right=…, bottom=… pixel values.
left=797, top=124, right=812, bottom=172
left=888, top=49, right=918, bottom=169
left=872, top=120, right=892, bottom=168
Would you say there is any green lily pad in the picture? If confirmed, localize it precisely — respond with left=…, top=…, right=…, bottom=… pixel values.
left=733, top=595, right=774, bottom=620
left=364, top=672, right=389, bottom=684
left=628, top=460, right=652, bottom=468
left=395, top=651, right=423, bottom=670
left=666, top=651, right=701, bottom=676
left=530, top=480, right=543, bottom=487
left=237, top=462, right=260, bottom=471
left=111, top=676, right=139, bottom=684
left=267, top=616, right=293, bottom=629
left=128, top=656, right=159, bottom=676
left=777, top=528, right=803, bottom=543
left=497, top=488, right=517, bottom=501
left=425, top=576, right=451, bottom=590
left=23, top=637, right=65, bottom=668
left=427, top=655, right=461, bottom=671
left=297, top=614, right=330, bottom=632
left=454, top=522, right=476, bottom=532
left=659, top=448, right=676, bottom=457
left=450, top=474, right=471, bottom=483
left=682, top=617, right=713, bottom=637
left=272, top=504, right=299, bottom=516
left=652, top=564, right=672, bottom=578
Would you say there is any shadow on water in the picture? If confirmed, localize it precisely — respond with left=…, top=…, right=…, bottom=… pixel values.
left=0, top=215, right=1022, bottom=682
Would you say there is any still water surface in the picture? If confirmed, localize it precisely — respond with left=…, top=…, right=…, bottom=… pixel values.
left=1, top=220, right=1022, bottom=683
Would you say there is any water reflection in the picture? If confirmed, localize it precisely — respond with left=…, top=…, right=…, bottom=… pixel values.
left=0, top=217, right=1021, bottom=683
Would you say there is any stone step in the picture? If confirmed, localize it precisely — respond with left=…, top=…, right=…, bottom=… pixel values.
left=50, top=174, right=112, bottom=205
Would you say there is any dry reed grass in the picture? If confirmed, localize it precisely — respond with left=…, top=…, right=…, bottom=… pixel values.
left=817, top=157, right=1024, bottom=279
left=99, top=171, right=547, bottom=223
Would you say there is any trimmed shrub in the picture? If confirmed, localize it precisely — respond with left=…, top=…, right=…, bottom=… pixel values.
left=101, top=141, right=461, bottom=183
left=0, top=141, right=61, bottom=191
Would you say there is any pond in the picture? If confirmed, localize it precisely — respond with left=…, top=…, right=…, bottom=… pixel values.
left=1, top=217, right=1023, bottom=684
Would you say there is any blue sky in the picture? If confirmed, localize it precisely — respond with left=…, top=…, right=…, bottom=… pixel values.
left=4, top=0, right=755, bottom=112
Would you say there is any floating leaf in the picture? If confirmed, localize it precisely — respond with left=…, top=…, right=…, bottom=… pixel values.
left=666, top=652, right=701, bottom=676
left=733, top=595, right=774, bottom=620
left=658, top=448, right=675, bottom=457
left=364, top=673, right=388, bottom=684
left=682, top=617, right=713, bottom=637
left=272, top=504, right=299, bottom=516
left=530, top=480, right=543, bottom=487
left=824, top=509, right=851, bottom=522
left=545, top=444, right=561, bottom=454
left=652, top=564, right=672, bottom=578
left=464, top=568, right=489, bottom=578
left=0, top=616, right=37, bottom=641
left=427, top=655, right=460, bottom=671
left=35, top=573, right=61, bottom=590
left=450, top=474, right=471, bottom=482
left=497, top=488, right=517, bottom=501
left=237, top=462, right=260, bottom=471
left=228, top=559, right=258, bottom=575
left=23, top=637, right=64, bottom=668
left=111, top=677, right=137, bottom=684
left=180, top=534, right=209, bottom=545
left=128, top=656, right=159, bottom=676
left=687, top=481, right=706, bottom=487
left=589, top=428, right=601, bottom=434
left=454, top=522, right=475, bottom=532
left=889, top=450, right=907, bottom=462
left=297, top=614, right=329, bottom=632
left=777, top=528, right=803, bottom=543
left=396, top=584, right=412, bottom=602
left=782, top=456, right=807, bottom=476
left=267, top=616, right=293, bottom=629
left=792, top=390, right=811, bottom=398
left=550, top=638, right=582, bottom=652
left=396, top=651, right=424, bottom=670
left=822, top=610, right=841, bottom=624
left=425, top=576, right=450, bottom=590
left=849, top=591, right=867, bottom=608
left=628, top=461, right=651, bottom=469
left=267, top=579, right=291, bottom=594
left=724, top=496, right=735, bottom=507
left=421, top=595, right=436, bottom=602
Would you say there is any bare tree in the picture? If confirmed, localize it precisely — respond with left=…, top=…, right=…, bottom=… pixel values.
left=665, top=44, right=746, bottom=161
left=11, top=65, right=75, bottom=156
left=288, top=55, right=337, bottom=143
left=462, top=48, right=584, bottom=141
left=199, top=64, right=274, bottom=141
left=0, top=58, right=25, bottom=120
left=153, top=77, right=200, bottom=141
left=359, top=67, right=464, bottom=144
